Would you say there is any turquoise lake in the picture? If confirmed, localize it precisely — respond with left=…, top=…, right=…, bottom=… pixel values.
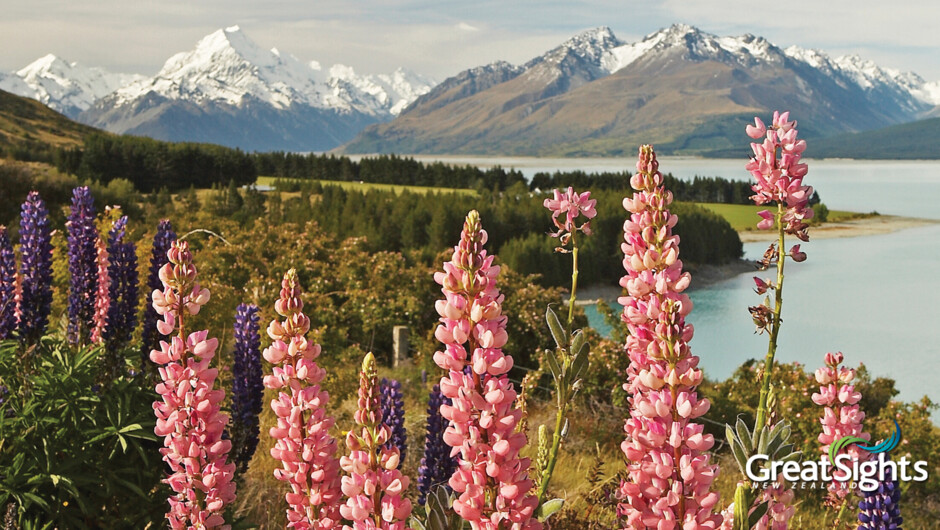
left=418, top=156, right=940, bottom=405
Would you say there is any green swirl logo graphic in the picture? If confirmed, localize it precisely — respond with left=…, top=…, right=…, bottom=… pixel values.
left=828, top=420, right=901, bottom=463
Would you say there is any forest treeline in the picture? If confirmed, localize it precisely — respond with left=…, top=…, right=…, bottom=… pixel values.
left=261, top=181, right=742, bottom=287
left=22, top=135, right=772, bottom=208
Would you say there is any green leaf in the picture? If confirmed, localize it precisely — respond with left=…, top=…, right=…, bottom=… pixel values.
left=545, top=306, right=567, bottom=349
left=537, top=498, right=565, bottom=521
left=735, top=418, right=753, bottom=454
left=747, top=501, right=770, bottom=528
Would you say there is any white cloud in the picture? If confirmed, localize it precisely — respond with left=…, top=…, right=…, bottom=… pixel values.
left=456, top=22, right=479, bottom=32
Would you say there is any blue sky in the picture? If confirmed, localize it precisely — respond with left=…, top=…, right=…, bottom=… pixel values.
left=1, top=0, right=938, bottom=81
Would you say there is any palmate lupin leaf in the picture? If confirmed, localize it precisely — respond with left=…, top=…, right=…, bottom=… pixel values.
left=726, top=417, right=802, bottom=478
left=409, top=485, right=464, bottom=530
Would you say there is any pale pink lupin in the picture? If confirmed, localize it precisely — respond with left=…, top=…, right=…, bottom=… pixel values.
left=150, top=240, right=236, bottom=529
left=618, top=145, right=722, bottom=529
left=90, top=236, right=109, bottom=344
left=339, top=352, right=412, bottom=529
left=812, top=351, right=870, bottom=502
left=263, top=268, right=343, bottom=529
left=432, top=210, right=541, bottom=530
left=746, top=111, right=814, bottom=246
left=543, top=186, right=597, bottom=237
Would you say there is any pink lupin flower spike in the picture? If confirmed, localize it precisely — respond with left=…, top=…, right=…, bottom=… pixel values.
left=618, top=145, right=722, bottom=529
left=150, top=240, right=236, bottom=529
left=812, top=351, right=870, bottom=504
left=90, top=236, right=109, bottom=344
left=263, top=268, right=342, bottom=529
left=339, top=352, right=413, bottom=529
left=432, top=210, right=541, bottom=530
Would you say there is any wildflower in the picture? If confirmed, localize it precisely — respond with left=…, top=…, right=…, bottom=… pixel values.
left=90, top=236, right=110, bottom=344
left=618, top=145, right=722, bottom=528
left=380, top=378, right=407, bottom=468
left=263, top=269, right=342, bottom=528
left=812, top=351, right=869, bottom=503
left=433, top=210, right=541, bottom=529
left=340, top=353, right=413, bottom=528
left=150, top=240, right=236, bottom=527
left=66, top=186, right=99, bottom=345
left=0, top=227, right=15, bottom=340
left=104, top=216, right=138, bottom=350
left=416, top=384, right=457, bottom=505
left=858, top=477, right=902, bottom=529
left=16, top=192, right=53, bottom=343
left=745, top=111, right=814, bottom=240
left=544, top=187, right=597, bottom=239
left=142, top=220, right=177, bottom=369
left=230, top=303, right=263, bottom=474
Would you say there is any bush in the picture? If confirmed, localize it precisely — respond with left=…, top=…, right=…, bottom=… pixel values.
left=0, top=338, right=165, bottom=527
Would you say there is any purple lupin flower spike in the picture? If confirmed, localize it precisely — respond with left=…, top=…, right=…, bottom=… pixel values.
left=103, top=215, right=138, bottom=351
left=141, top=219, right=176, bottom=368
left=416, top=384, right=456, bottom=505
left=17, top=192, right=53, bottom=344
left=230, top=303, right=263, bottom=473
left=380, top=377, right=407, bottom=468
left=0, top=227, right=16, bottom=340
left=859, top=475, right=903, bottom=529
left=66, top=186, right=98, bottom=345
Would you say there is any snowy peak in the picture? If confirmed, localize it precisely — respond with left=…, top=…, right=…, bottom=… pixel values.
left=108, top=26, right=434, bottom=116
left=116, top=25, right=320, bottom=109
left=0, top=53, right=141, bottom=116
left=603, top=24, right=786, bottom=73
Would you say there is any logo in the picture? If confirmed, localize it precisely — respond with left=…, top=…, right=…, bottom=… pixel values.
left=828, top=420, right=901, bottom=463
left=746, top=420, right=928, bottom=492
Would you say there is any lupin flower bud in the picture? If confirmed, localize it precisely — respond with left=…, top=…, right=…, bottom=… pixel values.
left=150, top=240, right=236, bottom=528
left=432, top=210, right=541, bottom=529
left=340, top=353, right=413, bottom=528
left=142, top=220, right=177, bottom=366
left=812, top=352, right=869, bottom=503
left=103, top=215, right=138, bottom=351
left=0, top=227, right=15, bottom=340
left=380, top=378, right=407, bottom=467
left=416, top=384, right=457, bottom=505
left=17, top=192, right=53, bottom=343
left=618, top=146, right=722, bottom=528
left=230, top=303, right=263, bottom=474
left=66, top=186, right=99, bottom=345
left=263, top=268, right=342, bottom=528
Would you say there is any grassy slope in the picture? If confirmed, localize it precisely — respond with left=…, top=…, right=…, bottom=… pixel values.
left=0, top=89, right=99, bottom=149
left=697, top=203, right=861, bottom=232
left=256, top=176, right=476, bottom=196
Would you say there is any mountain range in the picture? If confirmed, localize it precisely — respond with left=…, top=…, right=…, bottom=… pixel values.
left=1, top=26, right=435, bottom=151
left=2, top=24, right=939, bottom=156
left=343, top=24, right=940, bottom=156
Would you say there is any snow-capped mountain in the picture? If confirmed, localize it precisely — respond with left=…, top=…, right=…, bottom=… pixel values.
left=0, top=54, right=142, bottom=117
left=344, top=24, right=940, bottom=155
left=4, top=26, right=435, bottom=151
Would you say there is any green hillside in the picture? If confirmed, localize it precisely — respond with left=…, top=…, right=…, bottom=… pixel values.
left=0, top=89, right=100, bottom=152
left=806, top=117, right=940, bottom=159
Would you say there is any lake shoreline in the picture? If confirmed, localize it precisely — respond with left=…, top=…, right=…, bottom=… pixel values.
left=574, top=214, right=937, bottom=305
left=738, top=214, right=938, bottom=243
